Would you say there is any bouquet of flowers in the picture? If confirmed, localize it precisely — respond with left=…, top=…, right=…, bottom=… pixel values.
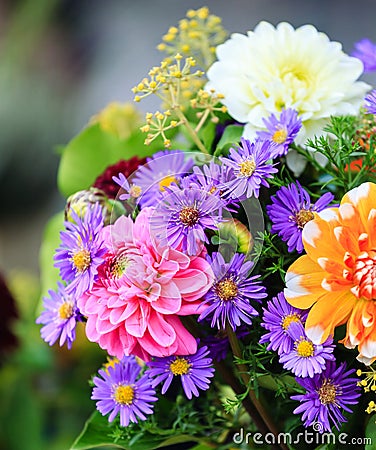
left=38, top=7, right=376, bottom=449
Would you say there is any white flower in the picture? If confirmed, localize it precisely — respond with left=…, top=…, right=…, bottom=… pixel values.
left=207, top=21, right=370, bottom=174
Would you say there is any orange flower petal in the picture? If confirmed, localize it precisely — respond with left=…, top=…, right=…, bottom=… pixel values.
left=341, top=182, right=376, bottom=230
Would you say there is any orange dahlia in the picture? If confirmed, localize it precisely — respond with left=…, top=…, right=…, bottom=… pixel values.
left=284, top=182, right=376, bottom=365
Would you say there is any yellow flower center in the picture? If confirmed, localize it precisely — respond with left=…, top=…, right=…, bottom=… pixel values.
left=296, top=338, right=314, bottom=357
left=272, top=127, right=288, bottom=144
left=129, top=185, right=142, bottom=198
left=179, top=206, right=199, bottom=226
left=71, top=249, right=91, bottom=272
left=352, top=250, right=376, bottom=300
left=318, top=379, right=337, bottom=405
left=294, top=209, right=315, bottom=229
left=58, top=301, right=74, bottom=320
left=109, top=252, right=129, bottom=278
left=169, top=357, right=191, bottom=375
left=282, top=313, right=301, bottom=330
left=238, top=158, right=256, bottom=177
left=215, top=278, right=238, bottom=301
left=113, top=384, right=134, bottom=405
left=159, top=175, right=177, bottom=192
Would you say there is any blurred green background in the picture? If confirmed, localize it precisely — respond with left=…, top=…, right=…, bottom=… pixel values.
left=1, top=1, right=376, bottom=449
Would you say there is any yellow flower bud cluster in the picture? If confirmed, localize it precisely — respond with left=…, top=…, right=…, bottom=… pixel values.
left=141, top=110, right=182, bottom=148
left=191, top=88, right=227, bottom=124
left=157, top=7, right=228, bottom=71
left=357, top=366, right=376, bottom=412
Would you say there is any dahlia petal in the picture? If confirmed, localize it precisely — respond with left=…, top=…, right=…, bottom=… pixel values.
left=147, top=311, right=176, bottom=347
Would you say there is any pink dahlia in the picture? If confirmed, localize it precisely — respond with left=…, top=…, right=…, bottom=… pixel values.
left=77, top=207, right=214, bottom=361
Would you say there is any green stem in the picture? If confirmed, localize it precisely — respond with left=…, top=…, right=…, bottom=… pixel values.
left=226, top=325, right=289, bottom=450
left=174, top=108, right=209, bottom=154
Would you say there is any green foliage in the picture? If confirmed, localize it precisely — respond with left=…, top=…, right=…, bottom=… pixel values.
left=214, top=124, right=243, bottom=155
left=57, top=124, right=157, bottom=198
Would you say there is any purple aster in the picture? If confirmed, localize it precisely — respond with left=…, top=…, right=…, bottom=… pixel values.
left=131, top=149, right=194, bottom=208
left=220, top=138, right=278, bottom=200
left=266, top=182, right=334, bottom=253
left=201, top=327, right=249, bottom=361
left=292, top=361, right=361, bottom=432
left=198, top=252, right=266, bottom=331
left=260, top=292, right=308, bottom=355
left=54, top=203, right=107, bottom=297
left=150, top=184, right=222, bottom=256
left=352, top=38, right=376, bottom=72
left=279, top=322, right=335, bottom=378
left=112, top=172, right=142, bottom=201
left=36, top=282, right=82, bottom=349
left=92, top=355, right=157, bottom=427
left=365, top=90, right=376, bottom=115
left=147, top=346, right=215, bottom=400
left=256, top=108, right=302, bottom=158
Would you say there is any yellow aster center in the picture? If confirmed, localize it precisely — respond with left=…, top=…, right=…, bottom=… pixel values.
left=58, top=301, right=74, bottom=320
left=296, top=338, right=314, bottom=357
left=129, top=185, right=142, bottom=198
left=272, top=127, right=288, bottom=144
left=71, top=249, right=91, bottom=272
left=215, top=278, right=238, bottom=301
left=318, top=379, right=337, bottom=405
left=238, top=158, right=256, bottom=177
left=159, top=175, right=177, bottom=192
left=114, top=384, right=134, bottom=405
left=179, top=206, right=199, bottom=226
left=295, top=209, right=315, bottom=229
left=169, top=357, right=191, bottom=375
left=282, top=313, right=300, bottom=331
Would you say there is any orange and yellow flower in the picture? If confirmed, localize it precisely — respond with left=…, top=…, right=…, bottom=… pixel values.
left=284, top=182, right=376, bottom=365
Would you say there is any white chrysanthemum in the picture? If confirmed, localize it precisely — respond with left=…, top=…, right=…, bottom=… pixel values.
left=207, top=21, right=370, bottom=173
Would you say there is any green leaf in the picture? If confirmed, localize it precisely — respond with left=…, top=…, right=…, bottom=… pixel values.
left=57, top=124, right=155, bottom=198
left=71, top=411, right=198, bottom=450
left=215, top=124, right=243, bottom=153
left=38, top=210, right=64, bottom=304
left=198, top=120, right=216, bottom=151
left=365, top=414, right=376, bottom=450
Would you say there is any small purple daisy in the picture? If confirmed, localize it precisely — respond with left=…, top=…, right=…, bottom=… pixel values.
left=292, top=361, right=361, bottom=432
left=92, top=356, right=157, bottom=427
left=131, top=150, right=194, bottom=208
left=150, top=184, right=222, bottom=256
left=260, top=292, right=308, bottom=355
left=198, top=252, right=266, bottom=331
left=54, top=203, right=107, bottom=298
left=266, top=182, right=334, bottom=253
left=112, top=172, right=142, bottom=201
left=352, top=38, right=376, bottom=72
left=365, top=90, right=376, bottom=115
left=147, top=346, right=215, bottom=400
left=36, top=282, right=82, bottom=349
left=220, top=138, right=278, bottom=200
left=256, top=108, right=302, bottom=158
left=279, top=322, right=335, bottom=378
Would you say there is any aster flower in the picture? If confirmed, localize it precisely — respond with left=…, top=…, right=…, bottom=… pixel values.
left=54, top=203, right=107, bottom=298
left=292, top=361, right=361, bottom=432
left=92, top=356, right=157, bottom=427
left=260, top=292, right=308, bottom=355
left=220, top=138, right=278, bottom=200
left=207, top=21, right=369, bottom=176
left=112, top=172, right=142, bottom=201
left=365, top=90, right=376, bottom=115
left=256, top=108, right=302, bottom=158
left=150, top=184, right=222, bottom=256
left=279, top=322, right=335, bottom=378
left=93, top=157, right=146, bottom=199
left=36, top=282, right=82, bottom=350
left=201, top=327, right=249, bottom=361
left=132, top=149, right=194, bottom=208
left=147, top=346, right=215, bottom=399
left=198, top=252, right=266, bottom=331
left=267, top=182, right=334, bottom=253
left=352, top=38, right=376, bottom=72
left=285, top=182, right=376, bottom=365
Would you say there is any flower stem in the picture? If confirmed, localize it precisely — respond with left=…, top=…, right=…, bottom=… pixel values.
left=174, top=108, right=210, bottom=154
left=226, top=325, right=289, bottom=450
